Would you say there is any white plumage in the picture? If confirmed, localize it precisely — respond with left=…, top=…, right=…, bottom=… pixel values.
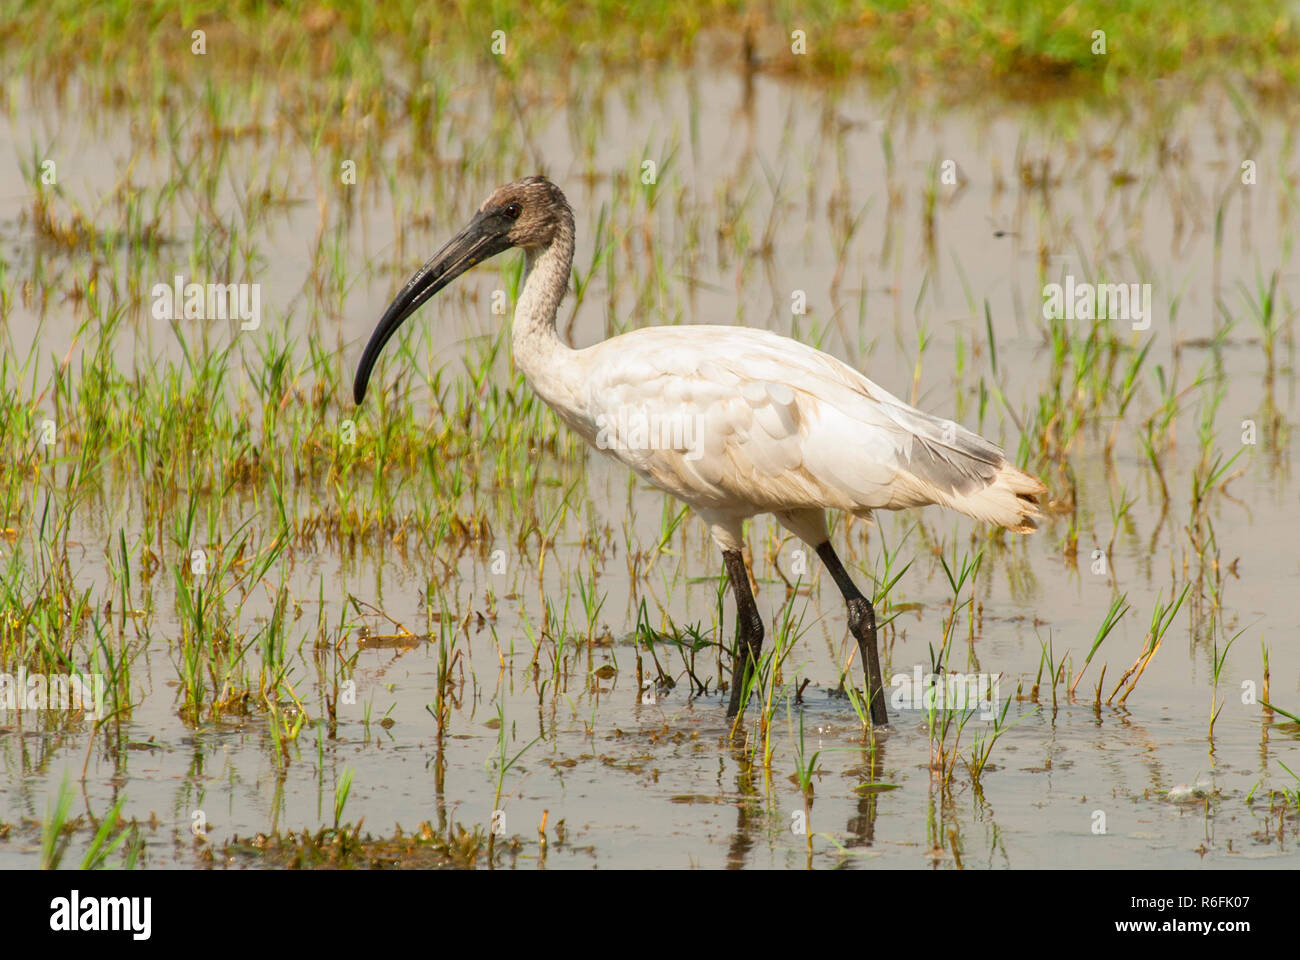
left=536, top=323, right=1045, bottom=554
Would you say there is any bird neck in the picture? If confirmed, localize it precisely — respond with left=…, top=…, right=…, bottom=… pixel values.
left=512, top=220, right=575, bottom=376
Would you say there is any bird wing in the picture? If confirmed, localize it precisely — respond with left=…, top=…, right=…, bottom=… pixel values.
left=571, top=325, right=1029, bottom=523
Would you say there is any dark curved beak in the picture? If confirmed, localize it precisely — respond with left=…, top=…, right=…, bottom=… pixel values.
left=354, top=211, right=511, bottom=404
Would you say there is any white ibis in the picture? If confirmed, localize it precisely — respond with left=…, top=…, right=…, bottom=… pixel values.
left=354, top=176, right=1046, bottom=725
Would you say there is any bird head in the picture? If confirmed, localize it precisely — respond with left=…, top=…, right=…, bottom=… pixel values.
left=353, top=175, right=572, bottom=404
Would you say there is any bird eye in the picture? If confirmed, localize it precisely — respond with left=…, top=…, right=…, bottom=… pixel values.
left=504, top=202, right=522, bottom=220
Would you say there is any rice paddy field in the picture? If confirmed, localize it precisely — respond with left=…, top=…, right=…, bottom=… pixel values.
left=1, top=2, right=1299, bottom=873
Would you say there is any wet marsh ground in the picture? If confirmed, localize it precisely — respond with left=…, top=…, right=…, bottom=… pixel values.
left=1, top=9, right=1299, bottom=869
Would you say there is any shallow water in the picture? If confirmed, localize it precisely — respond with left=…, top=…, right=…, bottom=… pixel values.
left=1, top=62, right=1297, bottom=868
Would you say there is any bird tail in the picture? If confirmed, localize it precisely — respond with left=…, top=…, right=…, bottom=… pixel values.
left=951, top=461, right=1047, bottom=533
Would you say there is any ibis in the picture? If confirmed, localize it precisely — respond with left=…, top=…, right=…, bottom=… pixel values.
left=354, top=176, right=1047, bottom=726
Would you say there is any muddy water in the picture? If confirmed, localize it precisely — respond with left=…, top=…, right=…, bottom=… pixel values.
left=0, top=65, right=1297, bottom=867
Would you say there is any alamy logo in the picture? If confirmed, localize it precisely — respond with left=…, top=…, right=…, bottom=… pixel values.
left=890, top=666, right=1001, bottom=720
left=0, top=669, right=104, bottom=719
left=1042, top=275, right=1152, bottom=330
left=150, top=274, right=261, bottom=330
left=595, top=406, right=704, bottom=460
left=49, top=891, right=151, bottom=940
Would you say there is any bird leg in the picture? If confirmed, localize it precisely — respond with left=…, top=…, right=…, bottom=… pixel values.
left=723, top=549, right=764, bottom=717
left=816, top=542, right=889, bottom=727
